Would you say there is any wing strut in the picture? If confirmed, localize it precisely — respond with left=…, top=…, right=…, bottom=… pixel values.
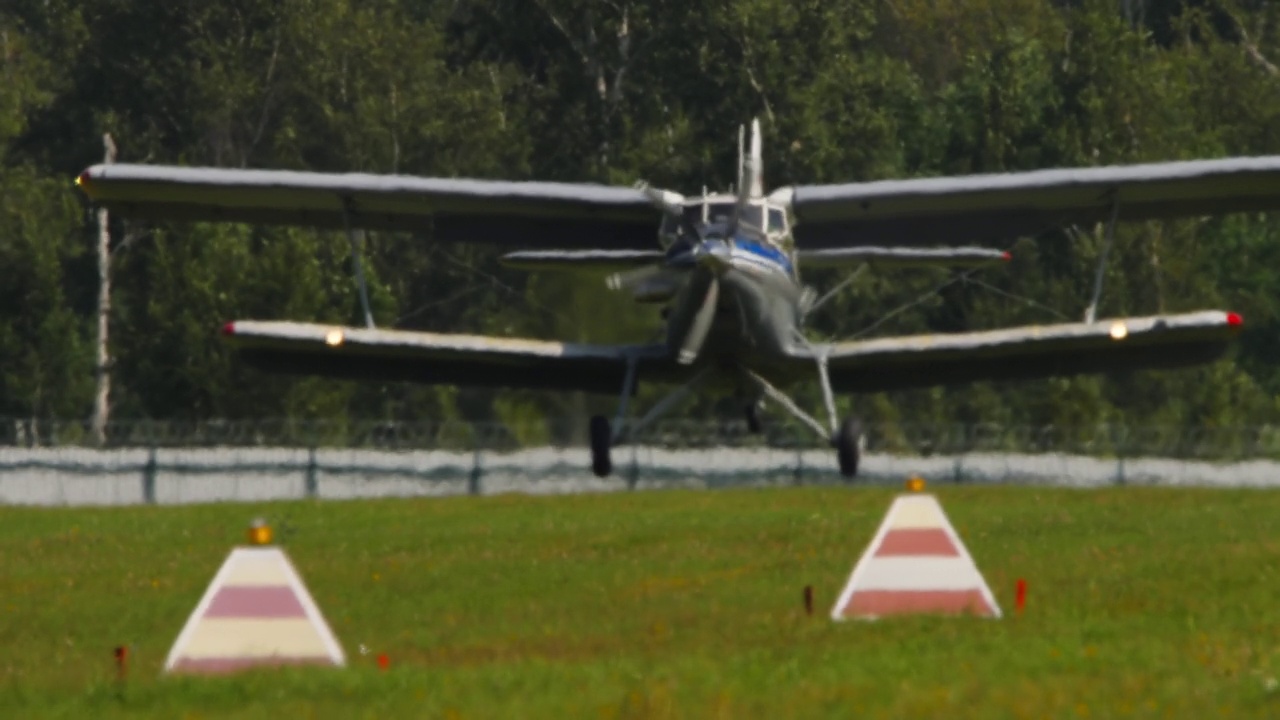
left=791, top=329, right=842, bottom=434
left=610, top=353, right=640, bottom=442
left=341, top=199, right=375, bottom=329
left=815, top=352, right=838, bottom=434
left=1083, top=196, right=1121, bottom=324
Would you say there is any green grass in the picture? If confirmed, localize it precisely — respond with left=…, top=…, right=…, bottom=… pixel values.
left=3, top=486, right=1280, bottom=718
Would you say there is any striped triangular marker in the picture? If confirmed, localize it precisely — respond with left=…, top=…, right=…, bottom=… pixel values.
left=164, top=547, right=346, bottom=673
left=831, top=494, right=1001, bottom=620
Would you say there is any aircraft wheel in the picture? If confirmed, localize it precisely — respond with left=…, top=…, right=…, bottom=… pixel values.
left=835, top=416, right=862, bottom=479
left=590, top=415, right=613, bottom=477
left=745, top=404, right=763, bottom=434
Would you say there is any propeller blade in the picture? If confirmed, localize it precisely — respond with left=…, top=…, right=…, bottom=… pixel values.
left=636, top=180, right=703, bottom=243
left=606, top=264, right=664, bottom=291
left=607, top=265, right=690, bottom=300
left=676, top=274, right=719, bottom=365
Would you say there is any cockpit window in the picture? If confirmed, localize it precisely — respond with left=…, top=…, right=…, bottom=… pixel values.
left=768, top=208, right=786, bottom=233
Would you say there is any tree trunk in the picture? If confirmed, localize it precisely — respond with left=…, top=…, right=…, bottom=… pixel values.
left=91, top=133, right=116, bottom=446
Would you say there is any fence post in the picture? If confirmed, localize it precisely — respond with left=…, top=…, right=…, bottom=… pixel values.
left=305, top=446, right=318, bottom=499
left=468, top=446, right=482, bottom=496
left=627, top=445, right=639, bottom=490
left=1114, top=426, right=1126, bottom=486
left=794, top=440, right=804, bottom=486
left=142, top=446, right=157, bottom=504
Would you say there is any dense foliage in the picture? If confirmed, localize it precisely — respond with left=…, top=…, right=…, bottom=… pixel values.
left=3, top=0, right=1280, bottom=439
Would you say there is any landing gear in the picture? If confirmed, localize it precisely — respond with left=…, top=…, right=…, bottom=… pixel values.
left=835, top=416, right=862, bottom=478
left=594, top=349, right=865, bottom=479
left=743, top=351, right=864, bottom=479
left=590, top=415, right=612, bottom=478
left=590, top=364, right=713, bottom=478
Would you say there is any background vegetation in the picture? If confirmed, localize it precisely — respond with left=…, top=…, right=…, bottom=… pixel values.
left=3, top=0, right=1280, bottom=439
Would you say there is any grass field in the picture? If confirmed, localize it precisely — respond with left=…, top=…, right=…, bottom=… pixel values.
left=3, top=485, right=1280, bottom=718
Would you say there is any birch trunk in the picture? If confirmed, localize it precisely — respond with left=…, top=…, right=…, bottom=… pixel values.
left=91, top=133, right=116, bottom=446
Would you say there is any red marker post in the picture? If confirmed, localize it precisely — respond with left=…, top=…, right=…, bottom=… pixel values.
left=377, top=654, right=390, bottom=671
left=114, top=645, right=128, bottom=682
left=1015, top=579, right=1027, bottom=614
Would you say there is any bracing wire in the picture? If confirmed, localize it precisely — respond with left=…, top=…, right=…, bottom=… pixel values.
left=845, top=246, right=1070, bottom=340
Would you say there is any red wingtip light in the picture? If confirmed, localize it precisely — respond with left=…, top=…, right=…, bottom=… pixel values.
left=1226, top=312, right=1243, bottom=327
left=1001, top=251, right=1012, bottom=261
left=221, top=321, right=236, bottom=336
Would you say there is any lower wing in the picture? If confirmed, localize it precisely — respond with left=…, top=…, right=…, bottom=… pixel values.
left=798, top=311, right=1242, bottom=393
left=220, top=321, right=684, bottom=393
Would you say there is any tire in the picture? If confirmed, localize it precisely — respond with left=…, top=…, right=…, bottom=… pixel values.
left=590, top=415, right=613, bottom=478
left=836, top=416, right=862, bottom=479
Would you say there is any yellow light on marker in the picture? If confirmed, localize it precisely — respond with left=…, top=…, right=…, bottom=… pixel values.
left=247, top=518, right=273, bottom=546
left=1109, top=322, right=1128, bottom=340
left=324, top=329, right=345, bottom=347
left=906, top=476, right=926, bottom=492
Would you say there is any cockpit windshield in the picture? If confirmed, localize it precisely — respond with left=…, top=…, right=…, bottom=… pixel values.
left=662, top=200, right=788, bottom=245
left=683, top=202, right=735, bottom=229
left=768, top=208, right=786, bottom=233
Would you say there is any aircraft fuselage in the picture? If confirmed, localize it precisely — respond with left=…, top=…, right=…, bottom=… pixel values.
left=657, top=199, right=807, bottom=390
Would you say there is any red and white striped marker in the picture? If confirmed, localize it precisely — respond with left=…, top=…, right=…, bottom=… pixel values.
left=830, top=494, right=1001, bottom=620
left=164, top=547, right=346, bottom=673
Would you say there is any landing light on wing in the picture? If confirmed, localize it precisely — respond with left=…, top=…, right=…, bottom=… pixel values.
left=1109, top=322, right=1128, bottom=340
left=325, top=329, right=345, bottom=347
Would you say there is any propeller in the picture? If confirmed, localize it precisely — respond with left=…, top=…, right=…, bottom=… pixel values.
left=634, top=181, right=705, bottom=243
left=606, top=263, right=683, bottom=294
left=605, top=181, right=703, bottom=295
left=673, top=268, right=720, bottom=365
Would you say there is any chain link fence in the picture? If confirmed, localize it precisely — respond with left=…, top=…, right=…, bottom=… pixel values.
left=5, top=417, right=1280, bottom=460
left=3, top=418, right=1280, bottom=506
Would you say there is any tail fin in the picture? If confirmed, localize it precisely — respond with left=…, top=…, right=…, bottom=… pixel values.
left=748, top=118, right=763, bottom=198
left=736, top=118, right=765, bottom=199
left=737, top=124, right=745, bottom=195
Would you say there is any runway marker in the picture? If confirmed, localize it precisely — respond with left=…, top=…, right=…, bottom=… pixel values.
left=164, top=522, right=345, bottom=674
left=831, top=493, right=1001, bottom=620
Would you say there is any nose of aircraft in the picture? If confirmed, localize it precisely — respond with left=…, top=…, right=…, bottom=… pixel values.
left=693, top=239, right=732, bottom=274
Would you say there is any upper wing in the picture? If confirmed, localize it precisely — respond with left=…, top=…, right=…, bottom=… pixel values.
left=788, top=157, right=1280, bottom=248
left=795, top=311, right=1242, bottom=393
left=220, top=320, right=686, bottom=393
left=76, top=164, right=660, bottom=249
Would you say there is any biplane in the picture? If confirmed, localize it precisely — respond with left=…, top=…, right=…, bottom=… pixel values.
left=77, top=119, right=1276, bottom=477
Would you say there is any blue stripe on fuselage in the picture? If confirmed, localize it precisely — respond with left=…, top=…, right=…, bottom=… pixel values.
left=733, top=238, right=793, bottom=277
